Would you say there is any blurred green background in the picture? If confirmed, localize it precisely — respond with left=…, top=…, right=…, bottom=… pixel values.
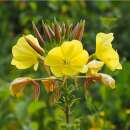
left=0, top=1, right=130, bottom=130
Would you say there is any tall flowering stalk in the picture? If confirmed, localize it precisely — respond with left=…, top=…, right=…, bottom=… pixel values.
left=10, top=20, right=122, bottom=129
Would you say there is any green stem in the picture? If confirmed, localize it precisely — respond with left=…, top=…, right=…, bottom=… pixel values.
left=33, top=75, right=89, bottom=81
left=64, top=78, right=70, bottom=124
left=33, top=76, right=63, bottom=82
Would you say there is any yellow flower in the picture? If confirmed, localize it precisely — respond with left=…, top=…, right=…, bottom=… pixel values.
left=95, top=32, right=122, bottom=71
left=44, top=40, right=89, bottom=77
left=11, top=34, right=44, bottom=71
left=87, top=60, right=104, bottom=75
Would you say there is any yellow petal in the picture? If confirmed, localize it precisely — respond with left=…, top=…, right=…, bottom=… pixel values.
left=44, top=47, right=64, bottom=66
left=87, top=60, right=104, bottom=75
left=95, top=32, right=122, bottom=71
left=61, top=40, right=83, bottom=60
left=34, top=62, right=39, bottom=71
left=102, top=49, right=122, bottom=70
left=62, top=65, right=82, bottom=76
left=80, top=65, right=88, bottom=73
left=11, top=34, right=41, bottom=70
left=96, top=32, right=113, bottom=47
left=71, top=50, right=89, bottom=67
left=50, top=66, right=64, bottom=77
left=11, top=59, right=37, bottom=69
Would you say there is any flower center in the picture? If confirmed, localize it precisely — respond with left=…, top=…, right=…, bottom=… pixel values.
left=63, top=59, right=70, bottom=65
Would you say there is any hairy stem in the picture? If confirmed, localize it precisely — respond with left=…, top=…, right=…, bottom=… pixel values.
left=64, top=78, right=70, bottom=124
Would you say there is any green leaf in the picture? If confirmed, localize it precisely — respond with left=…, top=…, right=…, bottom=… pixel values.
left=28, top=101, right=46, bottom=115
left=30, top=121, right=39, bottom=130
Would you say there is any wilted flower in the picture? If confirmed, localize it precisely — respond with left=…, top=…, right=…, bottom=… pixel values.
left=10, top=77, right=40, bottom=100
left=44, top=40, right=89, bottom=77
left=41, top=79, right=56, bottom=93
left=95, top=33, right=122, bottom=71
left=10, top=77, right=32, bottom=97
left=98, top=73, right=115, bottom=89
left=11, top=34, right=44, bottom=71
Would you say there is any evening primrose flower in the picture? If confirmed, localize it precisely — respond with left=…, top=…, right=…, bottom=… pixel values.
left=95, top=33, right=122, bottom=71
left=11, top=34, right=44, bottom=71
left=44, top=40, right=89, bottom=77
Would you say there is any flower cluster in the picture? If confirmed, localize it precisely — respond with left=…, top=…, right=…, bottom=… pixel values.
left=10, top=21, right=122, bottom=101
